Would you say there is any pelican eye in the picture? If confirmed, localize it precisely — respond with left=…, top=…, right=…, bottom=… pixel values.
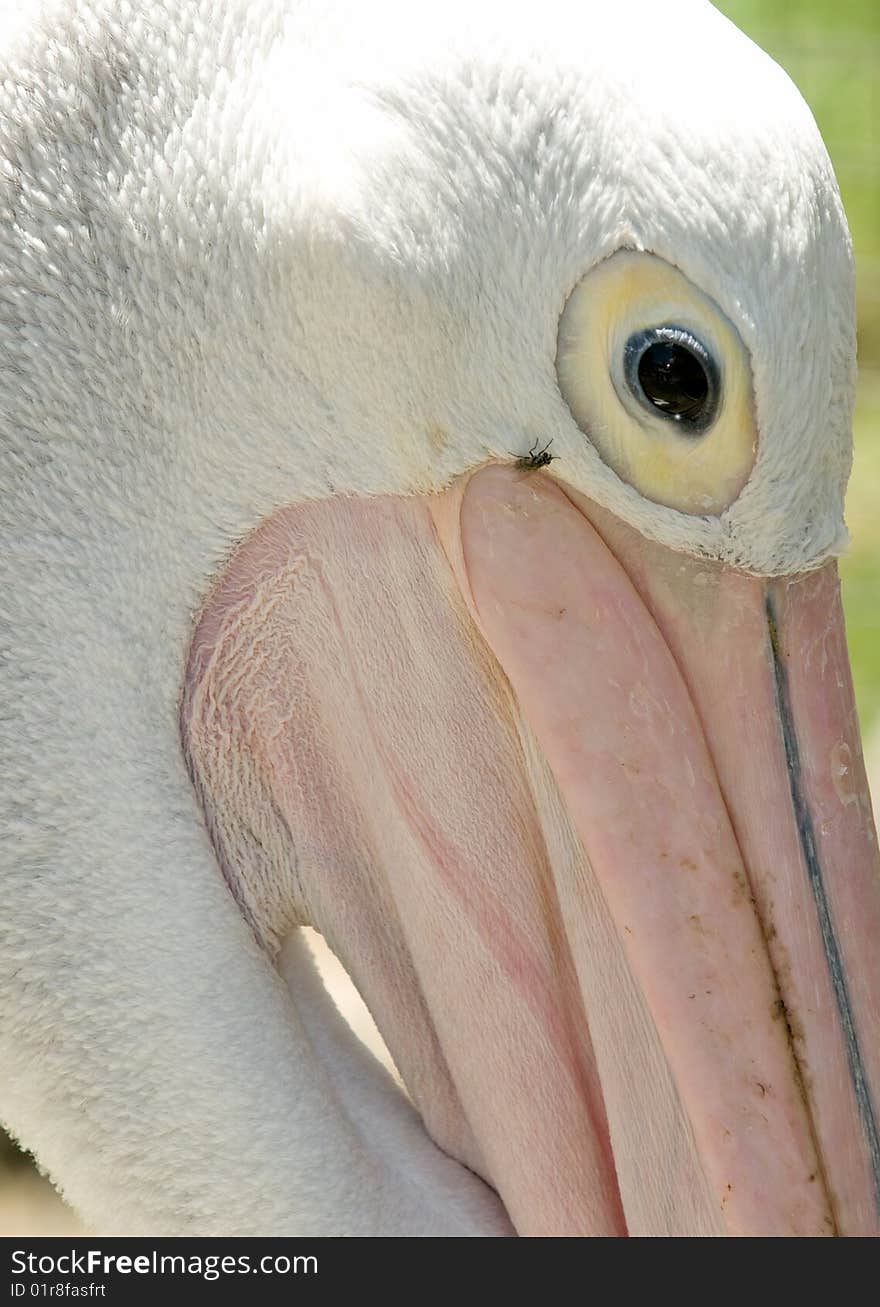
left=624, top=326, right=719, bottom=434
left=556, top=249, right=756, bottom=515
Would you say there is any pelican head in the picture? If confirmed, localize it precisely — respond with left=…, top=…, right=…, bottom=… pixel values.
left=0, top=0, right=877, bottom=1236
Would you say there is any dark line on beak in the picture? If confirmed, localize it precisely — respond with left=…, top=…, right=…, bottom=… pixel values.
left=766, top=597, right=880, bottom=1211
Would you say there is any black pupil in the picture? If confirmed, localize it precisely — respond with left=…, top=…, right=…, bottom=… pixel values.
left=637, top=342, right=709, bottom=422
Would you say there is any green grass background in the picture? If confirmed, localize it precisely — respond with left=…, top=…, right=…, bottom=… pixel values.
left=716, top=0, right=880, bottom=737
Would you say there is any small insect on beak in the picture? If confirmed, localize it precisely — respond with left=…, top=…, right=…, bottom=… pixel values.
left=511, top=438, right=557, bottom=470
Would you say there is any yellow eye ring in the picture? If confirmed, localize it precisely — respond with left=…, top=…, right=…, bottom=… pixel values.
left=556, top=250, right=756, bottom=515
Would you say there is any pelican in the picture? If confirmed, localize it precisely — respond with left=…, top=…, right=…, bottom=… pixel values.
left=1, top=0, right=878, bottom=1238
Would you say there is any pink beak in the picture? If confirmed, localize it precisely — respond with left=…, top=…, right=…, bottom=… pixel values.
left=185, top=461, right=880, bottom=1237
left=448, top=465, right=880, bottom=1236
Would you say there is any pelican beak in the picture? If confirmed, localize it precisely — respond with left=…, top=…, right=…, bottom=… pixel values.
left=443, top=463, right=880, bottom=1237
left=185, top=459, right=879, bottom=1237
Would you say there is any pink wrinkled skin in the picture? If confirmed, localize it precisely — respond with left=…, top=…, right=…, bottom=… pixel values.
left=183, top=464, right=880, bottom=1236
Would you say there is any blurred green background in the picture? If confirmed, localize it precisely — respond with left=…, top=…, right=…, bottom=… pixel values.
left=717, top=0, right=880, bottom=738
